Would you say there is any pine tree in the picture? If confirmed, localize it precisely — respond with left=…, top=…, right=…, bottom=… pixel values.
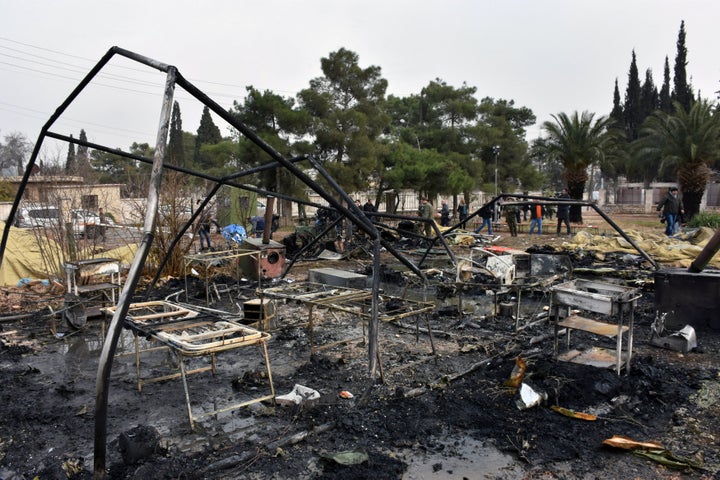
left=194, top=106, right=222, bottom=166
left=65, top=135, right=76, bottom=173
left=672, top=20, right=693, bottom=111
left=659, top=56, right=672, bottom=113
left=623, top=50, right=642, bottom=141
left=167, top=101, right=185, bottom=167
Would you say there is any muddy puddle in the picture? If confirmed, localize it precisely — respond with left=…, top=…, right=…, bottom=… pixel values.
left=400, top=436, right=524, bottom=479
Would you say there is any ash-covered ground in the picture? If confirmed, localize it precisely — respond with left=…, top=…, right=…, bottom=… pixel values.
left=1, top=248, right=719, bottom=480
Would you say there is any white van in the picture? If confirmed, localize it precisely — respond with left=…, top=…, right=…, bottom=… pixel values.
left=15, top=205, right=62, bottom=229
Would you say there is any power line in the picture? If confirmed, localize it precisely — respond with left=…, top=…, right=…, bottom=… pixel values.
left=0, top=55, right=245, bottom=105
left=0, top=36, right=299, bottom=145
left=0, top=36, right=299, bottom=96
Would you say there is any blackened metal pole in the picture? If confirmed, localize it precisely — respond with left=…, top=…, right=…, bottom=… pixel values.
left=93, top=67, right=176, bottom=480
left=263, top=197, right=275, bottom=243
left=369, top=238, right=382, bottom=376
left=689, top=228, right=720, bottom=273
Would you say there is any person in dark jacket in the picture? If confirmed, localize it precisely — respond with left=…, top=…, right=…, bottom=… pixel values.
left=363, top=199, right=376, bottom=217
left=198, top=209, right=220, bottom=250
left=440, top=199, right=450, bottom=227
left=657, top=186, right=684, bottom=236
left=474, top=204, right=494, bottom=235
left=457, top=198, right=468, bottom=229
left=556, top=188, right=571, bottom=235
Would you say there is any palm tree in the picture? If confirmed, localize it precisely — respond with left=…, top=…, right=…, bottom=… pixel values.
left=636, top=100, right=720, bottom=220
left=542, top=111, right=614, bottom=223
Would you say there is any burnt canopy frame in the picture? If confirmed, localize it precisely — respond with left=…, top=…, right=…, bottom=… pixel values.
left=449, top=193, right=659, bottom=271
left=0, top=47, right=429, bottom=478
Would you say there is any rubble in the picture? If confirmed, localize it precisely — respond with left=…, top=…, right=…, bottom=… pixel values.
left=1, top=212, right=720, bottom=479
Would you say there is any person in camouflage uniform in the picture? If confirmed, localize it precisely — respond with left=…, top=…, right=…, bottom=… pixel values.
left=503, top=197, right=518, bottom=237
left=418, top=197, right=434, bottom=237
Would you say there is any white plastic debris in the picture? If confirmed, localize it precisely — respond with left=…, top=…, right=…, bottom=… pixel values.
left=275, top=384, right=321, bottom=406
left=516, top=383, right=546, bottom=410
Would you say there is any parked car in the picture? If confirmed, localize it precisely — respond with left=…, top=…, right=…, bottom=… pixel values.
left=71, top=209, right=113, bottom=238
left=15, top=205, right=62, bottom=229
left=15, top=205, right=112, bottom=238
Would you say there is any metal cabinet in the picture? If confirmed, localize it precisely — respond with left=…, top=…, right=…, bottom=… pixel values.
left=63, top=257, right=122, bottom=328
left=551, top=279, right=640, bottom=375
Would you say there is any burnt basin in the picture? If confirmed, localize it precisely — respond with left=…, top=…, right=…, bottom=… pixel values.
left=655, top=268, right=720, bottom=331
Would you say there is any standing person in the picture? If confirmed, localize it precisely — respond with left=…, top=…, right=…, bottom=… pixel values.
left=522, top=202, right=531, bottom=222
left=198, top=208, right=219, bottom=251
left=440, top=199, right=450, bottom=227
left=250, top=215, right=265, bottom=238
left=457, top=198, right=468, bottom=229
left=473, top=204, right=494, bottom=235
left=418, top=197, right=434, bottom=237
left=98, top=207, right=107, bottom=241
left=657, top=186, right=684, bottom=236
left=504, top=198, right=518, bottom=237
left=363, top=199, right=376, bottom=218
left=528, top=200, right=545, bottom=235
left=556, top=188, right=571, bottom=235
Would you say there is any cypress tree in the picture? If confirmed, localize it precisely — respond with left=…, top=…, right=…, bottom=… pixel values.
left=639, top=68, right=659, bottom=120
left=672, top=20, right=693, bottom=111
left=77, top=129, right=88, bottom=160
left=65, top=135, right=76, bottom=173
left=194, top=106, right=222, bottom=165
left=623, top=50, right=642, bottom=141
left=610, top=78, right=623, bottom=128
left=75, top=129, right=93, bottom=175
left=167, top=101, right=185, bottom=167
left=659, top=56, right=672, bottom=113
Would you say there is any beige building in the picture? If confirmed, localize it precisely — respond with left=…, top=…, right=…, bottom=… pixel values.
left=2, top=175, right=124, bottom=222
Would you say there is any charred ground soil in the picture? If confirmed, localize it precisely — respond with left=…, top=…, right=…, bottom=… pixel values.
left=1, top=227, right=719, bottom=480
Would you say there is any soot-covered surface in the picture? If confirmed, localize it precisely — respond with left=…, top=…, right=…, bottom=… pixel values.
left=0, top=265, right=719, bottom=480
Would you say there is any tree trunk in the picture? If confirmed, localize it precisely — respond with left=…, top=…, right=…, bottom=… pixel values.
left=682, top=190, right=703, bottom=221
left=678, top=162, right=711, bottom=222
left=563, top=166, right=588, bottom=224
left=567, top=183, right=585, bottom=224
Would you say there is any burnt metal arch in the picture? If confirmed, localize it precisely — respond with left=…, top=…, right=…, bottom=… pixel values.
left=448, top=193, right=659, bottom=270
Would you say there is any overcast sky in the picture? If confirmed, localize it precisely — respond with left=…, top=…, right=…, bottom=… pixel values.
left=1, top=0, right=718, bottom=162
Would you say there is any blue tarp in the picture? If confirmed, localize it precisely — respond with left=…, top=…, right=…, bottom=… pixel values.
left=222, top=224, right=247, bottom=245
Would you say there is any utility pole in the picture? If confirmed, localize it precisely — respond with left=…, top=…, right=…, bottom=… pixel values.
left=493, top=145, right=500, bottom=221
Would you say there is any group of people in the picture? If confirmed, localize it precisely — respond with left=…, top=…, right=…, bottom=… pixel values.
left=195, top=186, right=685, bottom=251
left=473, top=188, right=572, bottom=237
left=451, top=185, right=686, bottom=239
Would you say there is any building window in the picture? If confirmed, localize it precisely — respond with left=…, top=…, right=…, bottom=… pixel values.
left=82, top=195, right=98, bottom=210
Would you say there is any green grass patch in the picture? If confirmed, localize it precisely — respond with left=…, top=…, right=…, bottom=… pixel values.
left=687, top=211, right=720, bottom=229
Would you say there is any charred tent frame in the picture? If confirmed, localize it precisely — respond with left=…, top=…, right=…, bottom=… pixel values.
left=448, top=193, right=660, bottom=271
left=0, top=47, right=429, bottom=479
left=7, top=47, right=717, bottom=480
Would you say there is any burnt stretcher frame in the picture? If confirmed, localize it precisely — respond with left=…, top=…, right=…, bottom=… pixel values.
left=0, top=47, right=431, bottom=478
left=103, top=301, right=275, bottom=432
left=261, top=282, right=436, bottom=358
